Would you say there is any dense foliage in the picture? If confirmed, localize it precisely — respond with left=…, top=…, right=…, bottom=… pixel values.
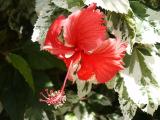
left=0, top=0, right=160, bottom=120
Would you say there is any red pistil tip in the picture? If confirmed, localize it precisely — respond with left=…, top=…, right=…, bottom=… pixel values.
left=39, top=89, right=66, bottom=108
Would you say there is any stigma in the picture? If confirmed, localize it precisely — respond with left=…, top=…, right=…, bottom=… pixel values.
left=39, top=61, right=73, bottom=108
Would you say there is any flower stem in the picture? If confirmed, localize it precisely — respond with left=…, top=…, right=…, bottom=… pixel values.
left=61, top=60, right=73, bottom=91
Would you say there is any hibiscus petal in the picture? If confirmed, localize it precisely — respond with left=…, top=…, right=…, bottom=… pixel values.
left=63, top=3, right=106, bottom=52
left=43, top=16, right=73, bottom=57
left=77, top=38, right=127, bottom=83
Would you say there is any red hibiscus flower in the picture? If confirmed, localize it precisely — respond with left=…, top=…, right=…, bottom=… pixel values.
left=40, top=3, right=127, bottom=107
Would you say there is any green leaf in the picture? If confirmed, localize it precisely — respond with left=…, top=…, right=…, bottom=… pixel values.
left=27, top=51, right=65, bottom=70
left=0, top=29, right=8, bottom=45
left=23, top=43, right=66, bottom=70
left=66, top=91, right=79, bottom=104
left=130, top=1, right=149, bottom=19
left=6, top=53, right=34, bottom=91
left=2, top=84, right=29, bottom=120
left=25, top=107, right=48, bottom=120
left=121, top=47, right=160, bottom=115
left=0, top=0, right=12, bottom=11
left=88, top=92, right=112, bottom=106
left=32, top=71, right=53, bottom=91
left=84, top=0, right=130, bottom=14
left=0, top=66, right=32, bottom=120
left=54, top=103, right=72, bottom=116
left=0, top=101, right=3, bottom=114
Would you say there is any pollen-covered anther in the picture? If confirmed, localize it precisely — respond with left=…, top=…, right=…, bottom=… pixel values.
left=39, top=89, right=66, bottom=107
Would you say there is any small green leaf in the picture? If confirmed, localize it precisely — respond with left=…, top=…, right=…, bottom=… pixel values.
left=6, top=53, right=34, bottom=91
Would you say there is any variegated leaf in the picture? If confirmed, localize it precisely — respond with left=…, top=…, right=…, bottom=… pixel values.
left=107, top=11, right=136, bottom=53
left=147, top=8, right=160, bottom=21
left=106, top=76, right=116, bottom=89
left=107, top=113, right=124, bottom=120
left=73, top=101, right=95, bottom=120
left=51, top=0, right=82, bottom=12
left=84, top=0, right=130, bottom=14
left=24, top=108, right=49, bottom=120
left=135, top=17, right=160, bottom=44
left=35, top=0, right=49, bottom=15
left=65, top=113, right=78, bottom=120
left=76, top=80, right=92, bottom=98
left=121, top=47, right=160, bottom=115
left=115, top=77, right=137, bottom=120
left=31, top=0, right=53, bottom=46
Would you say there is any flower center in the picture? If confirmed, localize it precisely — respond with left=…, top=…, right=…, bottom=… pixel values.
left=39, top=61, right=73, bottom=108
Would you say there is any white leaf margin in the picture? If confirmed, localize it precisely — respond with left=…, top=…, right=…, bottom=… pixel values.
left=121, top=50, right=160, bottom=115
left=135, top=17, right=160, bottom=44
left=35, top=0, right=49, bottom=15
left=119, top=97, right=137, bottom=120
left=84, top=0, right=130, bottom=14
left=32, top=0, right=53, bottom=46
left=115, top=77, right=137, bottom=120
left=147, top=8, right=160, bottom=21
